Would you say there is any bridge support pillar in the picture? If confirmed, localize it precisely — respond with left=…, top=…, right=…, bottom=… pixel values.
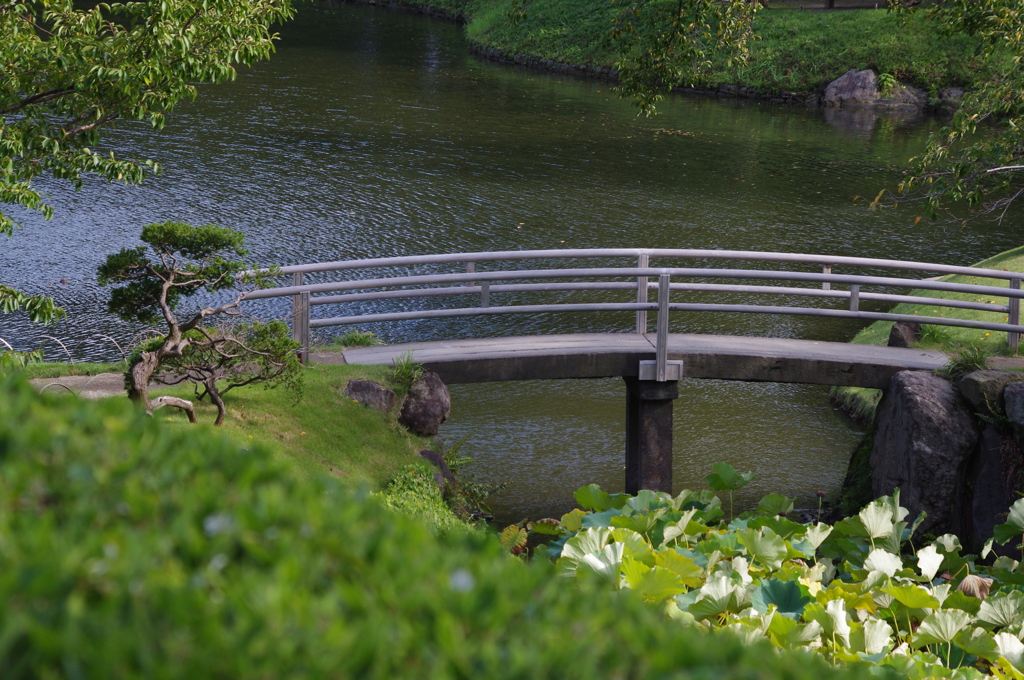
left=623, top=377, right=679, bottom=495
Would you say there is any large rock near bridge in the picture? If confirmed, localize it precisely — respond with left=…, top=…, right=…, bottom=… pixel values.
left=870, top=371, right=979, bottom=536
left=399, top=372, right=451, bottom=436
left=824, top=69, right=928, bottom=112
left=344, top=379, right=397, bottom=413
left=958, top=369, right=1024, bottom=415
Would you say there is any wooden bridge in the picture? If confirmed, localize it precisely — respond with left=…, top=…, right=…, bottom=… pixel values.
left=242, top=248, right=1024, bottom=493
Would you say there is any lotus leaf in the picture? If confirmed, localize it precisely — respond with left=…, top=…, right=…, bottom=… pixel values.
left=978, top=592, right=1024, bottom=629
left=994, top=498, right=1024, bottom=546
left=610, top=527, right=655, bottom=566
left=768, top=615, right=823, bottom=649
left=995, top=632, right=1024, bottom=670
left=860, top=501, right=896, bottom=541
left=622, top=557, right=687, bottom=602
left=750, top=578, right=813, bottom=618
left=864, top=548, right=903, bottom=578
left=912, top=610, right=971, bottom=647
left=805, top=599, right=851, bottom=648
left=754, top=493, right=795, bottom=517
left=578, top=542, right=625, bottom=584
left=917, top=545, right=944, bottom=582
left=804, top=522, right=833, bottom=551
left=574, top=484, right=615, bottom=512
left=654, top=549, right=704, bottom=588
left=706, top=462, right=755, bottom=492
left=882, top=584, right=941, bottom=610
left=736, top=526, right=787, bottom=570
left=953, top=627, right=1000, bottom=662
left=580, top=508, right=621, bottom=528
left=688, top=574, right=742, bottom=621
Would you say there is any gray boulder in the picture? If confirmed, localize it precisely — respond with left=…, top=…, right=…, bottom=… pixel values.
left=887, top=321, right=921, bottom=348
left=964, top=423, right=1012, bottom=552
left=344, top=379, right=396, bottom=413
left=958, top=369, right=1024, bottom=415
left=877, top=83, right=928, bottom=110
left=399, top=372, right=451, bottom=436
left=870, top=371, right=979, bottom=536
left=1006, top=381, right=1024, bottom=427
left=823, top=69, right=878, bottom=108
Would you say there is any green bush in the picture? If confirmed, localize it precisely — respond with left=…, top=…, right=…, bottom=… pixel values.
left=0, top=374, right=878, bottom=679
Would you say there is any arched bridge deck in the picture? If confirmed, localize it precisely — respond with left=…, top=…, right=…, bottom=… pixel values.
left=314, top=333, right=947, bottom=389
left=241, top=247, right=1024, bottom=494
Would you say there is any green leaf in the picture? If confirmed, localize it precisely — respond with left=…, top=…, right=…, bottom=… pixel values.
left=994, top=498, right=1024, bottom=546
left=754, top=493, right=794, bottom=517
left=859, top=500, right=895, bottom=540
left=864, top=548, right=903, bottom=578
left=978, top=591, right=1024, bottom=629
left=850, top=619, right=893, bottom=655
left=954, top=627, right=1001, bottom=662
left=574, top=484, right=615, bottom=512
left=610, top=527, right=654, bottom=566
left=750, top=578, right=812, bottom=618
left=995, top=632, right=1024, bottom=670
left=736, top=526, right=787, bottom=570
left=706, top=462, right=755, bottom=492
left=912, top=610, right=971, bottom=646
left=688, top=574, right=741, bottom=621
left=654, top=550, right=704, bottom=588
left=916, top=544, right=944, bottom=581
left=804, top=522, right=833, bottom=550
left=621, top=558, right=686, bottom=602
left=767, top=614, right=823, bottom=649
left=804, top=599, right=851, bottom=648
left=578, top=543, right=625, bottom=584
left=881, top=584, right=941, bottom=610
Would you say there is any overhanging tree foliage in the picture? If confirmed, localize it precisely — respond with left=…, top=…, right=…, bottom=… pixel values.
left=98, top=221, right=298, bottom=424
left=612, top=0, right=758, bottom=115
left=0, top=0, right=297, bottom=322
left=890, top=0, right=1024, bottom=221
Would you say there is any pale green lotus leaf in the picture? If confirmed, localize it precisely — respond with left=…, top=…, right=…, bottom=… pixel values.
left=979, top=591, right=1024, bottom=629
left=723, top=620, right=767, bottom=645
left=736, top=526, right=787, bottom=570
left=882, top=584, right=941, bottom=610
left=654, top=549, right=704, bottom=588
left=934, top=534, right=963, bottom=554
left=864, top=548, right=903, bottom=577
left=578, top=542, right=624, bottom=584
left=659, top=508, right=698, bottom=547
left=559, top=527, right=612, bottom=563
left=706, top=462, right=755, bottom=492
left=622, top=557, right=687, bottom=603
left=849, top=618, right=894, bottom=655
left=805, top=599, right=851, bottom=647
left=994, top=498, right=1024, bottom=546
left=916, top=544, right=944, bottom=581
left=688, top=574, right=741, bottom=621
left=768, top=613, right=822, bottom=649
left=610, top=527, right=655, bottom=566
left=859, top=500, right=895, bottom=540
left=574, top=484, right=615, bottom=512
left=995, top=632, right=1024, bottom=670
left=805, top=522, right=833, bottom=550
left=953, top=627, right=1000, bottom=662
left=912, top=609, right=971, bottom=647
left=755, top=493, right=795, bottom=517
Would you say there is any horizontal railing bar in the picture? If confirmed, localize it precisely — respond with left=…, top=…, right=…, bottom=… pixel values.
left=308, top=280, right=1008, bottom=315
left=309, top=302, right=654, bottom=327
left=308, top=300, right=1024, bottom=335
left=244, top=267, right=1024, bottom=301
left=262, top=248, right=1023, bottom=282
left=663, top=303, right=1024, bottom=335
left=310, top=281, right=635, bottom=305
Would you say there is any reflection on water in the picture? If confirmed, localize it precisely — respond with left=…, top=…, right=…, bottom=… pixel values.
left=1, top=2, right=1020, bottom=522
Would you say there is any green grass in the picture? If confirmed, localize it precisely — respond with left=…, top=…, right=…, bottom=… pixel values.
left=462, top=1, right=1001, bottom=94
left=147, top=363, right=432, bottom=485
left=831, top=244, right=1024, bottom=422
left=20, top=360, right=126, bottom=378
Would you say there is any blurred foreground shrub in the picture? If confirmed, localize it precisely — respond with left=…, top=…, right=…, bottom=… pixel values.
left=0, top=374, right=878, bottom=679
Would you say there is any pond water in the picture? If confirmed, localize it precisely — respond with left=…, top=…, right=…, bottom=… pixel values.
left=2, top=1, right=1021, bottom=523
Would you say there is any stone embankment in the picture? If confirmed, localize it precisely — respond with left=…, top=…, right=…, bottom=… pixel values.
left=868, top=367, right=1024, bottom=551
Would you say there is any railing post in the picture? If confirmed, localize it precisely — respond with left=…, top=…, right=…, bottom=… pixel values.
left=297, top=291, right=310, bottom=364
left=480, top=280, right=490, bottom=308
left=636, top=252, right=649, bottom=333
left=291, top=272, right=305, bottom=346
left=1009, top=278, right=1021, bottom=352
left=849, top=284, right=860, bottom=312
left=822, top=264, right=832, bottom=291
left=464, top=261, right=475, bottom=285
left=656, top=273, right=670, bottom=382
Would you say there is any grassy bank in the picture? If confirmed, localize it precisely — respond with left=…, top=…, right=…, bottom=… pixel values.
left=458, top=2, right=1000, bottom=95
left=832, top=244, right=1024, bottom=423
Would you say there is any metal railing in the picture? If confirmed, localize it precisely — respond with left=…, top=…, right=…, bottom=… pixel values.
left=241, top=248, right=1024, bottom=376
